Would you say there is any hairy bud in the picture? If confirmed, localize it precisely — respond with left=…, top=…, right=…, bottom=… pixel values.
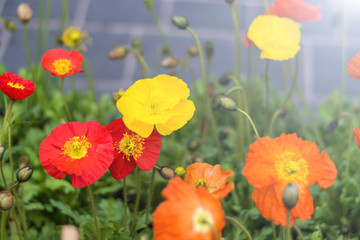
left=17, top=3, right=33, bottom=24
left=172, top=16, right=189, bottom=30
left=0, top=191, right=14, bottom=211
left=108, top=46, right=129, bottom=60
left=17, top=166, right=33, bottom=183
left=159, top=166, right=175, bottom=180
left=282, top=183, right=299, bottom=209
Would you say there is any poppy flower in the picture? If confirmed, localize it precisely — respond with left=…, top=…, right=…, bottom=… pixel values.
left=153, top=177, right=225, bottom=240
left=117, top=74, right=196, bottom=138
left=184, top=163, right=234, bottom=199
left=347, top=53, right=360, bottom=80
left=61, top=26, right=91, bottom=52
left=353, top=128, right=360, bottom=148
left=247, top=15, right=301, bottom=61
left=105, top=118, right=161, bottom=180
left=39, top=121, right=114, bottom=188
left=0, top=72, right=36, bottom=100
left=269, top=0, right=322, bottom=23
left=242, top=133, right=337, bottom=226
left=41, top=48, right=84, bottom=78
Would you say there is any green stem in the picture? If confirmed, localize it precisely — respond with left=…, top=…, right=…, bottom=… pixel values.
left=83, top=56, right=97, bottom=101
left=12, top=189, right=28, bottom=240
left=86, top=186, right=102, bottom=240
left=35, top=0, right=44, bottom=63
left=269, top=108, right=284, bottom=137
left=338, top=112, right=354, bottom=178
left=229, top=3, right=242, bottom=81
left=62, top=0, right=69, bottom=28
left=264, top=60, right=270, bottom=123
left=1, top=212, right=8, bottom=240
left=264, top=0, right=269, bottom=13
left=44, top=0, right=52, bottom=49
left=131, top=168, right=142, bottom=237
left=272, top=222, right=277, bottom=240
left=293, top=225, right=304, bottom=240
left=8, top=125, right=14, bottom=182
left=131, top=49, right=152, bottom=78
left=11, top=207, right=24, bottom=240
left=179, top=55, right=190, bottom=79
left=225, top=216, right=253, bottom=240
left=23, top=24, right=32, bottom=68
left=339, top=1, right=348, bottom=112
left=145, top=168, right=156, bottom=224
left=123, top=178, right=128, bottom=232
left=236, top=107, right=260, bottom=139
left=286, top=210, right=291, bottom=240
left=61, top=78, right=73, bottom=121
left=208, top=223, right=220, bottom=240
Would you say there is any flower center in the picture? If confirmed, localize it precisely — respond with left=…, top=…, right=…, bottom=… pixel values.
left=7, top=82, right=25, bottom=90
left=61, top=136, right=92, bottom=160
left=196, top=178, right=207, bottom=188
left=275, top=151, right=309, bottom=185
left=193, top=207, right=214, bottom=234
left=52, top=59, right=72, bottom=75
left=70, top=31, right=82, bottom=45
left=117, top=133, right=145, bottom=161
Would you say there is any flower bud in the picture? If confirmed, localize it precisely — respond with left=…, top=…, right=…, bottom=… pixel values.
left=282, top=183, right=299, bottom=209
left=225, top=0, right=235, bottom=4
left=219, top=95, right=237, bottom=111
left=131, top=39, right=142, bottom=52
left=340, top=225, right=349, bottom=237
left=219, top=73, right=235, bottom=86
left=19, top=155, right=31, bottom=169
left=171, top=16, right=189, bottom=30
left=160, top=46, right=171, bottom=55
left=0, top=191, right=14, bottom=211
left=187, top=139, right=199, bottom=152
left=205, top=41, right=214, bottom=61
left=17, top=3, right=33, bottom=24
left=0, top=145, right=5, bottom=160
left=174, top=167, right=186, bottom=177
left=16, top=166, right=33, bottom=182
left=219, top=128, right=231, bottom=140
left=161, top=56, right=180, bottom=69
left=108, top=46, right=130, bottom=60
left=187, top=45, right=199, bottom=58
left=159, top=166, right=175, bottom=180
left=278, top=108, right=287, bottom=118
left=326, top=118, right=338, bottom=133
left=191, top=152, right=203, bottom=163
left=4, top=20, right=16, bottom=32
left=143, top=0, right=153, bottom=9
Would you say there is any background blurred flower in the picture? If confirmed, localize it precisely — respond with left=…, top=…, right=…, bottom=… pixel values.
left=247, top=15, right=301, bottom=61
left=61, top=26, right=91, bottom=51
left=269, top=0, right=322, bottom=22
left=347, top=53, right=360, bottom=80
left=39, top=121, right=114, bottom=187
left=153, top=176, right=225, bottom=240
left=0, top=72, right=36, bottom=100
left=184, top=163, right=234, bottom=199
left=353, top=128, right=360, bottom=148
left=242, top=133, right=337, bottom=226
left=105, top=118, right=161, bottom=180
left=117, top=74, right=196, bottom=138
left=41, top=48, right=84, bottom=78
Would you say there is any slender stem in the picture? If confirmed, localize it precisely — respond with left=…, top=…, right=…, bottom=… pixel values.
left=83, top=56, right=97, bottom=101
left=23, top=24, right=32, bottom=68
left=1, top=212, right=8, bottom=240
left=12, top=189, right=28, bottom=240
left=179, top=55, right=190, bottom=79
left=264, top=0, right=269, bottom=13
left=186, top=26, right=206, bottom=85
left=61, top=78, right=73, bottom=121
left=339, top=1, right=348, bottom=112
left=208, top=223, right=220, bottom=240
left=264, top=60, right=270, bottom=123
left=8, top=125, right=14, bottom=182
left=338, top=112, right=354, bottom=178
left=131, top=168, right=142, bottom=237
left=293, top=225, right=304, bottom=240
left=236, top=107, right=260, bottom=139
left=11, top=207, right=24, bottom=240
left=61, top=0, right=69, bottom=28
left=145, top=168, right=156, bottom=225
left=35, top=0, right=44, bottom=63
left=286, top=210, right=291, bottom=240
left=269, top=108, right=284, bottom=137
left=272, top=222, right=277, bottom=240
left=123, top=178, right=128, bottom=232
left=225, top=216, right=253, bottom=240
left=229, top=3, right=242, bottom=81
left=131, top=49, right=152, bottom=78
left=44, top=0, right=52, bottom=49
left=86, top=186, right=102, bottom=240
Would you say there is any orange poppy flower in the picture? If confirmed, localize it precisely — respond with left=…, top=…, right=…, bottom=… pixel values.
left=353, top=128, right=360, bottom=148
left=348, top=53, right=360, bottom=80
left=242, top=133, right=337, bottom=226
left=153, top=177, right=225, bottom=240
left=41, top=48, right=84, bottom=78
left=269, top=0, right=321, bottom=22
left=184, top=163, right=234, bottom=199
left=0, top=72, right=36, bottom=100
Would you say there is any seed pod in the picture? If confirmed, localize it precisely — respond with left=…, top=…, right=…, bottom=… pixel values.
left=172, top=16, right=189, bottom=30
left=161, top=56, right=180, bottom=69
left=17, top=3, right=33, bottom=24
left=159, top=166, right=175, bottom=180
left=282, top=183, right=299, bottom=209
left=108, top=46, right=130, bottom=60
left=225, top=0, right=235, bottom=4
left=143, top=0, right=153, bottom=9
left=219, top=73, right=235, bottom=86
left=0, top=191, right=14, bottom=211
left=16, top=166, right=33, bottom=182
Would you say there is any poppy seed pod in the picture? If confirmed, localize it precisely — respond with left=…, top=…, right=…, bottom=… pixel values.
left=17, top=166, right=33, bottom=183
left=0, top=191, right=14, bottom=211
left=219, top=73, right=235, bottom=86
left=171, top=16, right=189, bottom=30
left=108, top=46, right=130, bottom=60
left=282, top=183, right=299, bottom=209
left=159, top=166, right=175, bottom=180
left=17, top=3, right=33, bottom=24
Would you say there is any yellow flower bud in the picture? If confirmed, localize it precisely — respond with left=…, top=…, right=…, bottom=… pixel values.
left=174, top=167, right=186, bottom=177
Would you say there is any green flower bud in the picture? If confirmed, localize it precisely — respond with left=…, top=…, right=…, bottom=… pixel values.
left=0, top=191, right=14, bottom=211
left=0, top=145, right=5, bottom=160
left=191, top=152, right=203, bottom=163
left=205, top=41, right=214, bottom=61
left=211, top=94, right=224, bottom=110
left=159, top=166, right=175, bottom=180
left=4, top=20, right=16, bottom=32
left=326, top=118, right=338, bottom=133
left=161, top=56, right=180, bottom=69
left=131, top=39, right=142, bottom=52
left=219, top=73, right=235, bottom=86
left=219, top=95, right=237, bottom=111
left=282, top=183, right=299, bottom=210
left=16, top=166, right=33, bottom=183
left=174, top=167, right=186, bottom=177
left=108, top=45, right=130, bottom=60
left=143, top=0, right=153, bottom=9
left=187, top=45, right=199, bottom=58
left=340, top=225, right=349, bottom=237
left=171, top=16, right=189, bottom=30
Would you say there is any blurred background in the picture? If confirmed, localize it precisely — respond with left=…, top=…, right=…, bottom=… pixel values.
left=0, top=0, right=359, bottom=107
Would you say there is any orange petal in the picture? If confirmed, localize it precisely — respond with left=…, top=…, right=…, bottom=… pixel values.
left=348, top=53, right=360, bottom=80
left=353, top=128, right=360, bottom=148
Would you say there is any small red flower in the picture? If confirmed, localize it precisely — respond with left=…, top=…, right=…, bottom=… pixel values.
left=348, top=53, right=360, bottom=80
left=105, top=118, right=161, bottom=180
left=41, top=48, right=84, bottom=78
left=0, top=72, right=36, bottom=100
left=39, top=121, right=114, bottom=187
left=269, top=0, right=322, bottom=22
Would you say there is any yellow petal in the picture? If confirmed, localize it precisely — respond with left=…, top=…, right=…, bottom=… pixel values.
left=123, top=116, right=154, bottom=138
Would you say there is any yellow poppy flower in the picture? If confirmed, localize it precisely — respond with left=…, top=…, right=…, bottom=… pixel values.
left=117, top=74, right=196, bottom=138
left=247, top=15, right=301, bottom=61
left=61, top=26, right=91, bottom=51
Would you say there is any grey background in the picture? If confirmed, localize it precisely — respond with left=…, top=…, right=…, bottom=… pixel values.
left=0, top=0, right=360, bottom=107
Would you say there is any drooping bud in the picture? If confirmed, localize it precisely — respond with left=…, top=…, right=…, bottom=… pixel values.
left=326, top=118, right=338, bottom=133
left=171, top=16, right=189, bottom=30
left=211, top=94, right=224, bottom=110
left=131, top=39, right=142, bottom=52
left=219, top=73, right=235, bottom=86
left=108, top=46, right=130, bottom=60
left=161, top=56, right=180, bottom=69
left=160, top=46, right=171, bottom=55
left=219, top=95, right=237, bottom=111
left=159, top=166, right=175, bottom=180
left=4, top=20, right=16, bottom=32
left=0, top=145, right=5, bottom=160
left=187, top=139, right=199, bottom=152
left=19, top=155, right=31, bottom=169
left=191, top=152, right=203, bottom=163
left=16, top=166, right=33, bottom=183
left=278, top=108, right=287, bottom=118
left=174, top=167, right=186, bottom=177
left=205, top=41, right=214, bottom=61
left=143, top=0, right=153, bottom=9
left=282, top=183, right=299, bottom=210
left=17, top=3, right=33, bottom=24
left=187, top=45, right=199, bottom=58
left=219, top=128, right=231, bottom=140
left=0, top=191, right=14, bottom=211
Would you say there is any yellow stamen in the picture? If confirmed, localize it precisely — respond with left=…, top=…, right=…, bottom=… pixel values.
left=116, top=133, right=145, bottom=161
left=275, top=151, right=309, bottom=185
left=193, top=207, right=214, bottom=234
left=7, top=82, right=25, bottom=90
left=196, top=178, right=206, bottom=188
left=52, top=59, right=72, bottom=75
left=61, top=136, right=92, bottom=160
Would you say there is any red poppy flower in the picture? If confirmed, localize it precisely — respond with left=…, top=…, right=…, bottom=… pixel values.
left=105, top=118, right=161, bottom=180
left=269, top=0, right=322, bottom=22
left=353, top=128, right=360, bottom=148
left=348, top=53, right=360, bottom=80
left=242, top=133, right=337, bottom=226
left=184, top=163, right=234, bottom=199
left=153, top=177, right=225, bottom=240
left=0, top=72, right=36, bottom=100
left=41, top=48, right=84, bottom=78
left=39, top=121, right=114, bottom=188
